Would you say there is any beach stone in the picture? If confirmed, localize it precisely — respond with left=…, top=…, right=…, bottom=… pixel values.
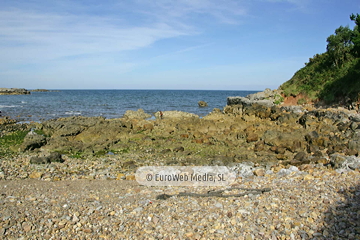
left=293, top=151, right=308, bottom=161
left=173, top=146, right=185, bottom=152
left=246, top=133, right=258, bottom=143
left=31, top=156, right=50, bottom=164
left=29, top=172, right=43, bottom=179
left=253, top=168, right=265, bottom=176
left=47, top=152, right=64, bottom=163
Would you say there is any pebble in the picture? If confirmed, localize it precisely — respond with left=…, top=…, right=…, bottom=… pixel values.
left=0, top=154, right=359, bottom=239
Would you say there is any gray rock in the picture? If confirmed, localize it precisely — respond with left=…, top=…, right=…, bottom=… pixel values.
left=47, top=152, right=64, bottom=163
left=227, top=97, right=274, bottom=108
left=280, top=105, right=305, bottom=114
left=30, top=156, right=50, bottom=164
left=229, top=162, right=255, bottom=178
left=30, top=152, right=64, bottom=164
left=349, top=114, right=360, bottom=122
left=277, top=166, right=299, bottom=177
left=20, top=132, right=47, bottom=152
left=247, top=88, right=274, bottom=101
left=330, top=154, right=360, bottom=170
left=348, top=140, right=360, bottom=153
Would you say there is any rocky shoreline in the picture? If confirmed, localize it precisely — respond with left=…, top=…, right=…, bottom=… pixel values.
left=0, top=88, right=30, bottom=95
left=0, top=91, right=360, bottom=239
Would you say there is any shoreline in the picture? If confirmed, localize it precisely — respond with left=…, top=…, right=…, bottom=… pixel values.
left=1, top=91, right=360, bottom=239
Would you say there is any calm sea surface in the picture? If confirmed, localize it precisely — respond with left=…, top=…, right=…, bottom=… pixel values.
left=0, top=90, right=258, bottom=122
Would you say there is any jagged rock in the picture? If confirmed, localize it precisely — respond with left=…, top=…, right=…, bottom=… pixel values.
left=330, top=154, right=360, bottom=170
left=280, top=105, right=305, bottom=114
left=19, top=132, right=47, bottom=152
left=227, top=97, right=274, bottom=108
left=349, top=114, right=360, bottom=122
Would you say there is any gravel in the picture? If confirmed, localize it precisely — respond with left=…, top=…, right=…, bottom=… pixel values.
left=0, top=154, right=359, bottom=239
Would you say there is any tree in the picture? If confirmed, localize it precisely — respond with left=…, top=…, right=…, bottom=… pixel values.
left=326, top=25, right=353, bottom=67
left=350, top=13, right=360, bottom=57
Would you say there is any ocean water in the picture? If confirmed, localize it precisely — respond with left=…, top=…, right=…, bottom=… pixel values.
left=0, top=90, right=258, bottom=122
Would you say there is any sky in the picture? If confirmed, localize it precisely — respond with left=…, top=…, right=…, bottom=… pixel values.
left=0, top=0, right=359, bottom=90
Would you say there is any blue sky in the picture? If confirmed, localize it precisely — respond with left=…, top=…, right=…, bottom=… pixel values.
left=0, top=0, right=359, bottom=90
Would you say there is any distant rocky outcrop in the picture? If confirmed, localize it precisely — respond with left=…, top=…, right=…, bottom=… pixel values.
left=0, top=88, right=30, bottom=95
left=198, top=101, right=208, bottom=107
left=30, top=89, right=50, bottom=92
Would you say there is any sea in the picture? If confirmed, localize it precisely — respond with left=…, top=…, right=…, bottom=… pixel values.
left=0, top=89, right=258, bottom=122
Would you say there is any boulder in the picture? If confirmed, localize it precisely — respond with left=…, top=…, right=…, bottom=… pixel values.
left=227, top=97, right=274, bottom=108
left=349, top=140, right=360, bottom=153
left=123, top=109, right=151, bottom=119
left=30, top=152, right=64, bottom=164
left=277, top=166, right=300, bottom=177
left=47, top=152, right=64, bottom=162
left=19, top=131, right=47, bottom=152
left=280, top=105, right=305, bottom=114
left=330, top=154, right=360, bottom=170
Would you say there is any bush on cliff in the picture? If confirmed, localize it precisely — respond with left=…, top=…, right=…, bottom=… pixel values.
left=280, top=13, right=360, bottom=104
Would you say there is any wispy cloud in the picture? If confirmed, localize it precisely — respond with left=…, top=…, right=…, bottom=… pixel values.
left=0, top=10, right=187, bottom=62
left=263, top=0, right=311, bottom=11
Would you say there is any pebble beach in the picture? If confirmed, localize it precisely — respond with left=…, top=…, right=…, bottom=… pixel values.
left=1, top=154, right=359, bottom=239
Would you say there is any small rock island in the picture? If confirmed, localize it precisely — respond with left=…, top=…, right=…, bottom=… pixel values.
left=0, top=88, right=31, bottom=95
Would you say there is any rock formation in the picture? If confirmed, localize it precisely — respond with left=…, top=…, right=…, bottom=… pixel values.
left=0, top=88, right=30, bottom=95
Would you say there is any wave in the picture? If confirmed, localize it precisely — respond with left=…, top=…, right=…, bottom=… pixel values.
left=65, top=111, right=82, bottom=115
left=0, top=105, right=18, bottom=108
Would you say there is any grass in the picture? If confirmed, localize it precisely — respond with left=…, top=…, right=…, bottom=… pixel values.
left=0, top=130, right=29, bottom=156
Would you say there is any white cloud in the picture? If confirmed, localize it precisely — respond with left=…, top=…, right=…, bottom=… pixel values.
left=0, top=9, right=188, bottom=63
left=0, top=0, right=248, bottom=67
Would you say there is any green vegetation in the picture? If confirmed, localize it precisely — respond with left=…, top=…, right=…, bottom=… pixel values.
left=0, top=130, right=28, bottom=156
left=280, top=13, right=360, bottom=103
